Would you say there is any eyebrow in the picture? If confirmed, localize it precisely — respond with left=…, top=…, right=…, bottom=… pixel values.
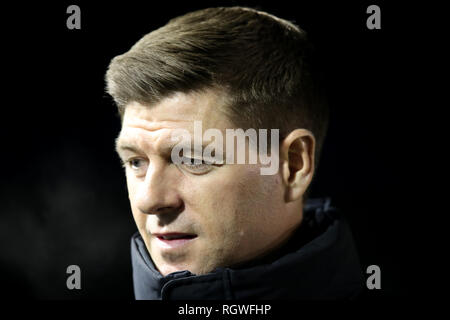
left=115, top=138, right=225, bottom=158
left=116, top=144, right=141, bottom=154
left=115, top=137, right=145, bottom=156
left=115, top=138, right=201, bottom=156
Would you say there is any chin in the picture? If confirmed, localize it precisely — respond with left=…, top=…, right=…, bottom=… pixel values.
left=159, top=261, right=216, bottom=276
left=157, top=262, right=195, bottom=276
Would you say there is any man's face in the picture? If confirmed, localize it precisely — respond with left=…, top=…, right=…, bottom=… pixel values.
left=116, top=89, right=297, bottom=276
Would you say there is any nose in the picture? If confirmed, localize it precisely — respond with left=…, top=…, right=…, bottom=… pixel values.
left=134, top=159, right=183, bottom=215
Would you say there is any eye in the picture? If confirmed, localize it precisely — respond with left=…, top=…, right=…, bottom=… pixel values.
left=180, top=157, right=214, bottom=174
left=123, top=157, right=148, bottom=176
left=129, top=158, right=143, bottom=169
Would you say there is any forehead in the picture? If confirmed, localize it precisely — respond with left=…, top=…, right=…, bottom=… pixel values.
left=122, top=89, right=233, bottom=131
left=116, top=89, right=235, bottom=152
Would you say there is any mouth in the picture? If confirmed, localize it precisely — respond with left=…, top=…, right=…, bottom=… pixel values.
left=153, top=232, right=198, bottom=249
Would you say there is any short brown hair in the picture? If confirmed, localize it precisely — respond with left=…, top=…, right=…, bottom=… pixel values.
left=105, top=6, right=329, bottom=180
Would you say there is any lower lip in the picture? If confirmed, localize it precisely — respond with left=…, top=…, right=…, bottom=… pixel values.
left=155, top=236, right=197, bottom=249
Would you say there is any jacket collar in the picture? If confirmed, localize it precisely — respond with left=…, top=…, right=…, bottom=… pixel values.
left=131, top=197, right=364, bottom=300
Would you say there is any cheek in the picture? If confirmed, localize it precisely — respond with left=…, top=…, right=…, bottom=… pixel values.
left=125, top=176, right=147, bottom=231
left=186, top=165, right=281, bottom=236
left=179, top=169, right=251, bottom=240
left=130, top=204, right=146, bottom=234
left=229, top=167, right=285, bottom=237
left=125, top=173, right=135, bottom=202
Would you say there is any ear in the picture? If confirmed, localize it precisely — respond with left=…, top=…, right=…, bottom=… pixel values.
left=280, top=129, right=315, bottom=202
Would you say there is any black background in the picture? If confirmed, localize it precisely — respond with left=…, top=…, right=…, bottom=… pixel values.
left=0, top=0, right=431, bottom=300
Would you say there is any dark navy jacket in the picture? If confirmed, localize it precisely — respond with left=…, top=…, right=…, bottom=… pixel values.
left=130, top=197, right=365, bottom=300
